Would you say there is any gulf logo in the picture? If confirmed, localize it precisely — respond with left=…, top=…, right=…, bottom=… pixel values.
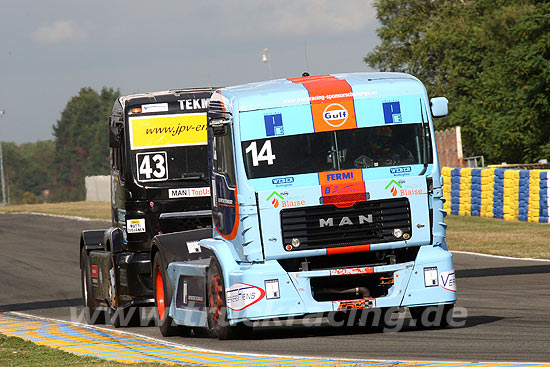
left=323, top=103, right=348, bottom=127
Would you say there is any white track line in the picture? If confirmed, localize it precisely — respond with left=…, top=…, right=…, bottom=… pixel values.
left=452, top=250, right=550, bottom=263
left=0, top=211, right=109, bottom=222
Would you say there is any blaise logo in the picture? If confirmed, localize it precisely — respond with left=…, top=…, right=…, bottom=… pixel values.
left=266, top=191, right=284, bottom=208
left=385, top=180, right=403, bottom=197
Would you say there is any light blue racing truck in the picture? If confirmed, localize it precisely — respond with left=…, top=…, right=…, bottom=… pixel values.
left=151, top=72, right=456, bottom=339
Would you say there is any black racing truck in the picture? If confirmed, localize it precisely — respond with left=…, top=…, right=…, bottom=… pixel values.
left=79, top=89, right=216, bottom=327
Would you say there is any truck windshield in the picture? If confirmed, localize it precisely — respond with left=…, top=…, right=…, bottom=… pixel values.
left=241, top=124, right=432, bottom=179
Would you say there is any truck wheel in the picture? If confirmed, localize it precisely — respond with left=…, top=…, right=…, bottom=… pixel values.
left=108, top=306, right=140, bottom=328
left=409, top=304, right=454, bottom=329
left=80, top=247, right=105, bottom=324
left=207, top=257, right=252, bottom=340
left=153, top=253, right=189, bottom=337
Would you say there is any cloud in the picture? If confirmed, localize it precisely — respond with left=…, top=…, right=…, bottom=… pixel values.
left=208, top=0, right=377, bottom=39
left=32, top=20, right=88, bottom=44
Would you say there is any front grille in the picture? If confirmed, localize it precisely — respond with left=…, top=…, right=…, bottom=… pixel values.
left=280, top=198, right=411, bottom=251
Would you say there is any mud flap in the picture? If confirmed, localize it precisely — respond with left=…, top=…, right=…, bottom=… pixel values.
left=167, top=258, right=211, bottom=327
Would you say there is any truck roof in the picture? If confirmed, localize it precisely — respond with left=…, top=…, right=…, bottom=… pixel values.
left=118, top=88, right=217, bottom=107
left=217, top=72, right=425, bottom=112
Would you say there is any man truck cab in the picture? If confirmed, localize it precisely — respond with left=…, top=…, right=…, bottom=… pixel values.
left=152, top=73, right=455, bottom=338
left=79, top=88, right=216, bottom=326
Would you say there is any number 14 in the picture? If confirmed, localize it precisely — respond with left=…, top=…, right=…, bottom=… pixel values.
left=245, top=140, right=276, bottom=167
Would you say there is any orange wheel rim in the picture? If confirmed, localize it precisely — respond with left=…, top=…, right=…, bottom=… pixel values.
left=155, top=267, right=165, bottom=321
left=209, top=275, right=223, bottom=322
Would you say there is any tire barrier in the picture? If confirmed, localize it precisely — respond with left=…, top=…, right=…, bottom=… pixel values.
left=442, top=167, right=550, bottom=223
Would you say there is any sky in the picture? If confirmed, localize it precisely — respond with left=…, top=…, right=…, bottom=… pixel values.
left=0, top=0, right=380, bottom=144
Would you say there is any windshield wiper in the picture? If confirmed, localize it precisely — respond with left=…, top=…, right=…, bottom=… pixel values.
left=419, top=99, right=429, bottom=175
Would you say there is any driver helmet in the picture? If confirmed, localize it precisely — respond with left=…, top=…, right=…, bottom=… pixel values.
left=369, top=126, right=392, bottom=153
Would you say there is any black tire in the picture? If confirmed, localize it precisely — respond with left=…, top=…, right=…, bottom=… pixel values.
left=207, top=257, right=252, bottom=340
left=108, top=306, right=140, bottom=328
left=80, top=247, right=105, bottom=325
left=409, top=304, right=455, bottom=329
left=105, top=257, right=140, bottom=328
left=153, top=253, right=190, bottom=337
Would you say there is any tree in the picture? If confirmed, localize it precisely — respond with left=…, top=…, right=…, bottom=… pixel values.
left=52, top=87, right=119, bottom=201
left=2, top=140, right=55, bottom=204
left=365, top=0, right=550, bottom=164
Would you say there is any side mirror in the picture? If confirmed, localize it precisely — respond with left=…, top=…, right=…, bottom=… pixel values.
left=103, top=227, right=123, bottom=253
left=109, top=125, right=121, bottom=148
left=111, top=227, right=123, bottom=253
left=430, top=97, right=449, bottom=117
left=210, top=119, right=230, bottom=136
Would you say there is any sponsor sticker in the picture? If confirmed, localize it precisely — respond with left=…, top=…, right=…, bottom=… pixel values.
left=424, top=267, right=439, bottom=287
left=323, top=103, right=348, bottom=127
left=390, top=166, right=412, bottom=177
left=265, top=279, right=280, bottom=299
left=266, top=191, right=306, bottom=209
left=272, top=176, right=294, bottom=187
left=439, top=270, right=456, bottom=292
left=264, top=113, right=284, bottom=137
left=383, top=101, right=402, bottom=124
left=177, top=98, right=209, bottom=111
left=218, top=197, right=234, bottom=206
left=319, top=169, right=362, bottom=184
left=186, top=241, right=201, bottom=253
left=126, top=218, right=146, bottom=233
left=169, top=187, right=210, bottom=198
left=91, top=265, right=98, bottom=285
left=225, top=283, right=265, bottom=311
left=385, top=179, right=423, bottom=197
left=267, top=191, right=284, bottom=208
left=330, top=267, right=374, bottom=276
left=319, top=169, right=366, bottom=206
left=129, top=113, right=207, bottom=150
left=141, top=103, right=168, bottom=113
left=323, top=184, right=364, bottom=195
left=334, top=298, right=375, bottom=311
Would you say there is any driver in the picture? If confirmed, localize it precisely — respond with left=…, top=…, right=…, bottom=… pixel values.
left=354, top=126, right=414, bottom=168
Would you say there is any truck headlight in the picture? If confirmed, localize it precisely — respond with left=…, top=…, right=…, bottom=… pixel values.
left=393, top=228, right=403, bottom=238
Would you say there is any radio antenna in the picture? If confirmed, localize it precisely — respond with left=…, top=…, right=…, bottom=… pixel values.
left=304, top=40, right=310, bottom=74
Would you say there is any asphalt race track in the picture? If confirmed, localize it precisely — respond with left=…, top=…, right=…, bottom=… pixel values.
left=1, top=213, right=549, bottom=363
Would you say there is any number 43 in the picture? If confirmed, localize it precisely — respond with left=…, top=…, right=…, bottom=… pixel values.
left=245, top=140, right=276, bottom=167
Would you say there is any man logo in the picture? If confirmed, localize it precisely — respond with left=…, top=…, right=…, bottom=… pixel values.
left=323, top=103, right=348, bottom=127
left=319, top=214, right=373, bottom=227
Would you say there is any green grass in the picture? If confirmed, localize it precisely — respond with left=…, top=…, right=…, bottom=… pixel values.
left=445, top=214, right=550, bottom=259
left=0, top=334, right=172, bottom=367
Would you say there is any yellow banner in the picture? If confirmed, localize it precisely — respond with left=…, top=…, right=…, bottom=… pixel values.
left=129, top=113, right=207, bottom=150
